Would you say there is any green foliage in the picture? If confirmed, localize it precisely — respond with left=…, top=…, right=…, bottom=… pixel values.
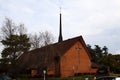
left=87, top=44, right=108, bottom=65
left=0, top=18, right=31, bottom=74
left=87, top=44, right=120, bottom=74
left=0, top=58, right=10, bottom=73
left=87, top=44, right=108, bottom=64
left=1, top=34, right=31, bottom=59
left=108, top=55, right=120, bottom=73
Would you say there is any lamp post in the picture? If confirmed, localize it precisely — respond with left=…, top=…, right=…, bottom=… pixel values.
left=43, top=70, right=46, bottom=80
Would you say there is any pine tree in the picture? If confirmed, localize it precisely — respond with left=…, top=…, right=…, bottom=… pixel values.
left=0, top=18, right=31, bottom=74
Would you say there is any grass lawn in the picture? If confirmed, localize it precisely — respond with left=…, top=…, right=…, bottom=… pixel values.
left=18, top=75, right=95, bottom=80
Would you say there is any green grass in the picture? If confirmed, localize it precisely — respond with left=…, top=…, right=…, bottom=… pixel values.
left=17, top=75, right=95, bottom=80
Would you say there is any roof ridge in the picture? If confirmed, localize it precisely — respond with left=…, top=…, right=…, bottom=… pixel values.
left=28, top=35, right=83, bottom=53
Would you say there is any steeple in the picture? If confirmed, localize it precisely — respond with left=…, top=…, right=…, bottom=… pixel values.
left=58, top=11, right=63, bottom=42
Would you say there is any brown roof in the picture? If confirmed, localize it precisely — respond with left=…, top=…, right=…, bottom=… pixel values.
left=18, top=36, right=91, bottom=70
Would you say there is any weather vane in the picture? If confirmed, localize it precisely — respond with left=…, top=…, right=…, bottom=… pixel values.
left=60, top=7, right=61, bottom=13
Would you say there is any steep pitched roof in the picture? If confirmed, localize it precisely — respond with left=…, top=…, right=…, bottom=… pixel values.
left=18, top=36, right=91, bottom=70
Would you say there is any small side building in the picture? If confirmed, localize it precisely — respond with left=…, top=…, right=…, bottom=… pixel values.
left=18, top=36, right=98, bottom=77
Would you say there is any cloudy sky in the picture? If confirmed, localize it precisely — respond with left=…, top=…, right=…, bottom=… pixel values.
left=0, top=0, right=120, bottom=54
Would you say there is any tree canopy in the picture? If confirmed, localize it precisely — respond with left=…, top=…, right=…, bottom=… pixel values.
left=87, top=44, right=120, bottom=74
left=0, top=18, right=31, bottom=73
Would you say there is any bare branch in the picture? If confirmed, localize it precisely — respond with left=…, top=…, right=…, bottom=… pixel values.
left=29, top=31, right=54, bottom=50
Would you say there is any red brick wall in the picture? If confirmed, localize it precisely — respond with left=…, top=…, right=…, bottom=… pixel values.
left=60, top=41, right=96, bottom=77
left=47, top=41, right=97, bottom=77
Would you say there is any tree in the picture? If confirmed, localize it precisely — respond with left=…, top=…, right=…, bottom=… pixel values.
left=94, top=45, right=103, bottom=64
left=87, top=44, right=109, bottom=65
left=87, top=44, right=120, bottom=73
left=87, top=44, right=96, bottom=62
left=102, top=46, right=108, bottom=55
left=29, top=33, right=41, bottom=49
left=42, top=31, right=54, bottom=46
left=1, top=18, right=16, bottom=39
left=1, top=18, right=15, bottom=59
left=104, top=54, right=120, bottom=73
left=29, top=31, right=54, bottom=50
left=0, top=18, right=31, bottom=73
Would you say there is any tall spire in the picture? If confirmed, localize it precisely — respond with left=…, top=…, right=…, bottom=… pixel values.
left=58, top=8, right=63, bottom=42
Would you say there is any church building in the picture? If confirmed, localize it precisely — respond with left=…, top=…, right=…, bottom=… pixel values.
left=18, top=12, right=98, bottom=77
